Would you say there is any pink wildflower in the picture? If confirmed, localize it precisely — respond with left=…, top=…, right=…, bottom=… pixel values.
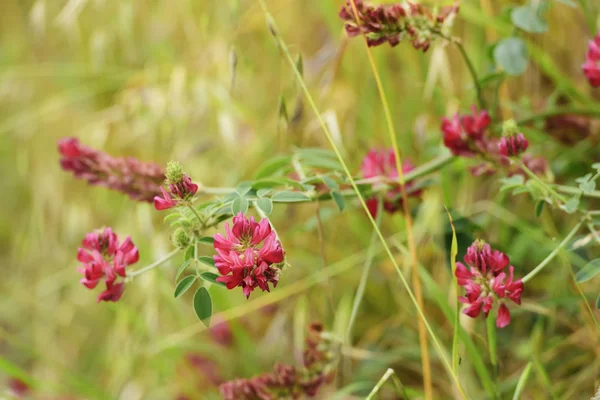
left=441, top=106, right=491, bottom=157
left=455, top=240, right=523, bottom=328
left=214, top=213, right=285, bottom=298
left=58, top=137, right=165, bottom=202
left=499, top=133, right=529, bottom=157
left=153, top=162, right=199, bottom=211
left=360, top=148, right=422, bottom=217
left=582, top=32, right=600, bottom=87
left=77, top=228, right=139, bottom=302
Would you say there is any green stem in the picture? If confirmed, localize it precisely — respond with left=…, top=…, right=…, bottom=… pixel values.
left=487, top=316, right=499, bottom=400
left=517, top=160, right=567, bottom=203
left=522, top=220, right=584, bottom=283
left=515, top=106, right=600, bottom=126
left=127, top=249, right=180, bottom=279
left=366, top=368, right=397, bottom=400
left=512, top=362, right=534, bottom=400
left=453, top=40, right=486, bottom=110
left=554, top=184, right=600, bottom=199
left=187, top=204, right=204, bottom=225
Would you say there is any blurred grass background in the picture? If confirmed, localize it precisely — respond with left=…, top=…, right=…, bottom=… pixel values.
left=1, top=0, right=600, bottom=399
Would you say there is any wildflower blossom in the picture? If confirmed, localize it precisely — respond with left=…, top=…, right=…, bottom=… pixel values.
left=213, top=213, right=285, bottom=298
left=219, top=322, right=336, bottom=400
left=58, top=137, right=165, bottom=202
left=455, top=240, right=523, bottom=328
left=76, top=227, right=139, bottom=302
left=360, top=148, right=422, bottom=217
left=441, top=105, right=491, bottom=157
left=339, top=0, right=458, bottom=51
left=498, top=120, right=529, bottom=158
left=582, top=31, right=600, bottom=87
left=153, top=161, right=198, bottom=210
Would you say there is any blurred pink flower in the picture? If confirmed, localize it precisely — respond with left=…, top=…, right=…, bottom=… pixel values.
left=441, top=106, right=491, bottom=157
left=339, top=0, right=458, bottom=51
left=58, top=137, right=165, bottom=202
left=214, top=213, right=284, bottom=299
left=455, top=240, right=523, bottom=328
left=77, top=227, right=139, bottom=302
left=582, top=32, right=600, bottom=87
left=8, top=378, right=30, bottom=398
left=499, top=133, right=529, bottom=158
left=360, top=148, right=422, bottom=218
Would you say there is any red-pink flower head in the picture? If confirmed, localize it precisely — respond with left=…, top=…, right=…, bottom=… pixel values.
left=213, top=213, right=285, bottom=299
left=498, top=120, right=528, bottom=158
left=582, top=32, right=600, bottom=87
left=441, top=106, right=491, bottom=156
left=360, top=148, right=422, bottom=218
left=76, top=227, right=139, bottom=302
left=58, top=137, right=165, bottom=202
left=153, top=161, right=199, bottom=211
left=455, top=239, right=523, bottom=328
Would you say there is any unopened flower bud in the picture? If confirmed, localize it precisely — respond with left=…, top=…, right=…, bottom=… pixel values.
left=499, top=133, right=529, bottom=157
left=172, top=228, right=191, bottom=249
left=166, top=161, right=185, bottom=185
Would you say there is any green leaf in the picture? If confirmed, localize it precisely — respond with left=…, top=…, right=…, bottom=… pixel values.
left=535, top=201, right=545, bottom=218
left=256, top=188, right=272, bottom=197
left=174, top=275, right=196, bottom=298
left=596, top=294, right=600, bottom=310
left=511, top=5, right=548, bottom=33
left=254, top=156, right=292, bottom=179
left=331, top=191, right=345, bottom=212
left=198, top=236, right=215, bottom=246
left=445, top=208, right=460, bottom=374
left=197, top=256, right=216, bottom=268
left=580, top=181, right=596, bottom=194
left=184, top=246, right=195, bottom=262
left=256, top=197, right=274, bottom=215
left=236, top=181, right=253, bottom=196
left=176, top=259, right=192, bottom=282
left=561, top=196, right=580, bottom=214
left=271, top=191, right=311, bottom=203
left=193, top=287, right=212, bottom=326
left=200, top=272, right=226, bottom=287
left=231, top=196, right=249, bottom=214
left=321, top=175, right=339, bottom=190
left=575, top=259, right=600, bottom=283
left=592, top=163, right=600, bottom=172
left=499, top=175, right=525, bottom=192
left=494, top=37, right=529, bottom=76
left=296, top=54, right=304, bottom=77
left=279, top=95, right=289, bottom=124
left=575, top=173, right=592, bottom=184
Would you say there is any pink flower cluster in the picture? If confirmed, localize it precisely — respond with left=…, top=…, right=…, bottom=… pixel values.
left=153, top=174, right=198, bottom=210
left=582, top=31, right=600, bottom=87
left=339, top=0, right=458, bottom=51
left=76, top=228, right=139, bottom=302
left=455, top=240, right=523, bottom=328
left=499, top=133, right=529, bottom=157
left=360, top=148, right=422, bottom=217
left=213, top=213, right=285, bottom=298
left=219, top=323, right=334, bottom=400
left=58, top=137, right=165, bottom=202
left=441, top=106, right=492, bottom=157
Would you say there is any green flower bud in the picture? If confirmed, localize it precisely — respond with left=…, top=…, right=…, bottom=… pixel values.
left=172, top=227, right=191, bottom=249
left=502, top=119, right=519, bottom=136
left=166, top=161, right=184, bottom=185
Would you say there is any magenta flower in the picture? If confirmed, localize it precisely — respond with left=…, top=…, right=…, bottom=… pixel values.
left=499, top=133, right=529, bottom=157
left=582, top=32, right=600, bottom=87
left=339, top=0, right=458, bottom=51
left=58, top=137, right=165, bottom=202
left=77, top=227, right=139, bottom=302
left=360, top=148, right=422, bottom=217
left=455, top=240, right=523, bottom=328
left=214, top=213, right=285, bottom=298
left=153, top=165, right=199, bottom=211
left=441, top=106, right=491, bottom=157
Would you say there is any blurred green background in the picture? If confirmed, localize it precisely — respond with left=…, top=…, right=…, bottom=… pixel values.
left=1, top=0, right=600, bottom=399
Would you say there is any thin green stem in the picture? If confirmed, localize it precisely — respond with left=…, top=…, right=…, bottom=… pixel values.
left=512, top=362, right=534, bottom=400
left=127, top=249, right=180, bottom=279
left=517, top=160, right=567, bottom=203
left=514, top=106, right=600, bottom=126
left=554, top=184, right=600, bottom=199
left=365, top=368, right=397, bottom=400
left=187, top=204, right=204, bottom=225
left=522, top=220, right=584, bottom=283
left=257, top=2, right=465, bottom=397
left=454, top=40, right=486, bottom=109
left=587, top=222, right=600, bottom=246
left=487, top=316, right=499, bottom=400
